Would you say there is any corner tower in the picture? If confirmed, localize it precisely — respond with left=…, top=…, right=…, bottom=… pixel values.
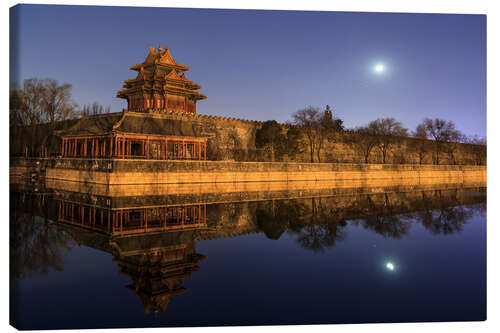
left=117, top=45, right=207, bottom=114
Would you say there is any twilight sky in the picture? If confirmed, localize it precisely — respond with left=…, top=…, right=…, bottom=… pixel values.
left=10, top=5, right=486, bottom=137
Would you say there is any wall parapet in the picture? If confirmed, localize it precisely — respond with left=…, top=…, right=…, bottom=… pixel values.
left=39, top=157, right=487, bottom=173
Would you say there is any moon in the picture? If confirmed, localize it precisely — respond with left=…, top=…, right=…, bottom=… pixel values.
left=375, top=64, right=385, bottom=73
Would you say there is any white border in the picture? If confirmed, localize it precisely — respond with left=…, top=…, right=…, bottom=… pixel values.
left=2, top=1, right=498, bottom=333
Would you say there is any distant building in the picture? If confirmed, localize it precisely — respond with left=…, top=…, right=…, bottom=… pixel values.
left=58, top=45, right=208, bottom=160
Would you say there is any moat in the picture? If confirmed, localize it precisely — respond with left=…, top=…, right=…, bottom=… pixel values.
left=10, top=179, right=486, bottom=329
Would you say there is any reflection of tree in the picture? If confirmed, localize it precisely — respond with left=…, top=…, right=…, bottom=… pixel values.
left=256, top=198, right=347, bottom=252
left=10, top=193, right=75, bottom=279
left=418, top=206, right=471, bottom=235
left=293, top=221, right=347, bottom=253
left=256, top=199, right=307, bottom=240
left=354, top=193, right=412, bottom=239
left=290, top=198, right=347, bottom=252
left=405, top=189, right=483, bottom=235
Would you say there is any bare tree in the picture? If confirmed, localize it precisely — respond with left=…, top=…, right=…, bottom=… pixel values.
left=420, top=118, right=463, bottom=165
left=443, top=131, right=465, bottom=165
left=292, top=105, right=343, bottom=163
left=465, top=135, right=486, bottom=165
left=40, top=79, right=77, bottom=123
left=81, top=102, right=111, bottom=116
left=347, top=129, right=380, bottom=163
left=365, top=118, right=408, bottom=163
left=408, top=124, right=431, bottom=164
left=10, top=78, right=78, bottom=157
left=10, top=78, right=77, bottom=126
left=292, top=106, right=321, bottom=163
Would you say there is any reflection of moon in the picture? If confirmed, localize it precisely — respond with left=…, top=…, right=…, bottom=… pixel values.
left=386, top=262, right=395, bottom=271
left=375, top=64, right=385, bottom=72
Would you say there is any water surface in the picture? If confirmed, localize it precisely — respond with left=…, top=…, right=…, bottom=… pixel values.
left=10, top=184, right=486, bottom=329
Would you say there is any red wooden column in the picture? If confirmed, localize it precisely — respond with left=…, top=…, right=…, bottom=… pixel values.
left=110, top=137, right=113, bottom=157
left=122, top=138, right=125, bottom=159
left=204, top=142, right=207, bottom=160
left=165, top=139, right=168, bottom=160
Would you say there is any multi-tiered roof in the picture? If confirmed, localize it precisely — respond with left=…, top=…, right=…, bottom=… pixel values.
left=117, top=45, right=207, bottom=114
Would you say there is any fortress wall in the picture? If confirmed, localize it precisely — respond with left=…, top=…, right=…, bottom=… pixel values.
left=170, top=112, right=484, bottom=165
left=44, top=158, right=486, bottom=186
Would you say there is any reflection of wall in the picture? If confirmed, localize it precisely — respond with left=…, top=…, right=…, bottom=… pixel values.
left=198, top=187, right=486, bottom=240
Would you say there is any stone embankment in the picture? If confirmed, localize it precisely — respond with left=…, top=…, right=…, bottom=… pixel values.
left=19, top=158, right=487, bottom=186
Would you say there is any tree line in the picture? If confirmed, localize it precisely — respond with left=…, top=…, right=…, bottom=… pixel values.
left=255, top=105, right=486, bottom=165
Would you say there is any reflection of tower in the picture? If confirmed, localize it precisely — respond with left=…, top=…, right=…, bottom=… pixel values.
left=113, top=237, right=206, bottom=315
left=57, top=201, right=206, bottom=236
left=55, top=197, right=208, bottom=316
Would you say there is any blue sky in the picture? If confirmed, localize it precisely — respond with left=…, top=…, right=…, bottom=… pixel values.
left=10, top=5, right=486, bottom=137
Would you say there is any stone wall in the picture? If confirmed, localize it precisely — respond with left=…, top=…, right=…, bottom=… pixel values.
left=43, top=158, right=486, bottom=185
left=163, top=112, right=485, bottom=165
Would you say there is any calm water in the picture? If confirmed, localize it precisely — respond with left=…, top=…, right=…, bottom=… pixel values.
left=10, top=184, right=486, bottom=329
